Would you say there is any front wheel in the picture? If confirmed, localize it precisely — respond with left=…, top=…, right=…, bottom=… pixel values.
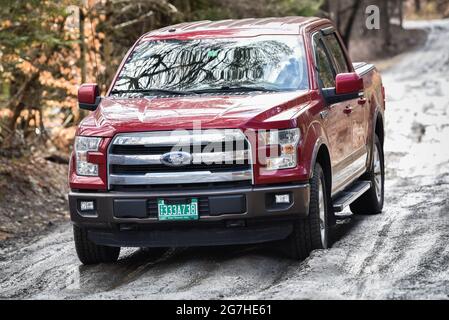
left=284, top=163, right=331, bottom=260
left=73, top=225, right=120, bottom=265
left=350, top=134, right=385, bottom=215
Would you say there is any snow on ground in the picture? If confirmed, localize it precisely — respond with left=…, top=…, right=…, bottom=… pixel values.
left=1, top=20, right=449, bottom=300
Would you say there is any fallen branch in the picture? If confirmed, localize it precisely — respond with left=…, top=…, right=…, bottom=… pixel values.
left=113, top=10, right=154, bottom=29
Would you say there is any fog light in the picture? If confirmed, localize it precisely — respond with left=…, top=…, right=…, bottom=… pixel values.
left=275, top=194, right=290, bottom=204
left=80, top=201, right=94, bottom=211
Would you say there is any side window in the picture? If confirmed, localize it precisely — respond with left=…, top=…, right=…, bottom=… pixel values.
left=314, top=37, right=335, bottom=88
left=323, top=33, right=350, bottom=74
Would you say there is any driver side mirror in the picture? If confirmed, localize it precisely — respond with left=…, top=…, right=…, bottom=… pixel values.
left=78, top=83, right=101, bottom=111
left=323, top=72, right=363, bottom=104
left=336, top=73, right=364, bottom=95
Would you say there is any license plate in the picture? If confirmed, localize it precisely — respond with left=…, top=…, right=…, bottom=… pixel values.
left=157, top=198, right=198, bottom=221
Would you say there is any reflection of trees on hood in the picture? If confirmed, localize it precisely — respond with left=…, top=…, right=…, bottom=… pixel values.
left=114, top=39, right=294, bottom=91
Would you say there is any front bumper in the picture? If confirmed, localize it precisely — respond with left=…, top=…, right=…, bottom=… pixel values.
left=69, top=183, right=310, bottom=247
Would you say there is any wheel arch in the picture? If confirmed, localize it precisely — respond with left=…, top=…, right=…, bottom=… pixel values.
left=375, top=112, right=385, bottom=147
left=367, top=109, right=385, bottom=170
left=310, top=140, right=332, bottom=197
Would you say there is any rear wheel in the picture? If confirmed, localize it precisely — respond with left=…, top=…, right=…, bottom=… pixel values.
left=285, top=163, right=330, bottom=260
left=73, top=225, right=120, bottom=265
left=350, top=134, right=385, bottom=215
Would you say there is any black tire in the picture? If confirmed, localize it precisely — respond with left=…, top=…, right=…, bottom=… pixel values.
left=73, top=225, right=120, bottom=265
left=350, top=135, right=385, bottom=215
left=285, top=163, right=331, bottom=260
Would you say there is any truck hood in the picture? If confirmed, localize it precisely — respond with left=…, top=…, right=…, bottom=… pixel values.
left=77, top=91, right=311, bottom=137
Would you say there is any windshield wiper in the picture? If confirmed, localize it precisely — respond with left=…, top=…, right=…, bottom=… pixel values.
left=110, top=85, right=280, bottom=96
left=110, top=88, right=191, bottom=96
left=190, top=85, right=280, bottom=94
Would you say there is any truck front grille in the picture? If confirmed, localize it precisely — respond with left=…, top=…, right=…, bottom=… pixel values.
left=111, top=141, right=244, bottom=155
left=107, top=130, right=253, bottom=190
left=111, top=163, right=250, bottom=174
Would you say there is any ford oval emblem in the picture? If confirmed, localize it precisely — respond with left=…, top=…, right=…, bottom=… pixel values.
left=160, top=151, right=192, bottom=167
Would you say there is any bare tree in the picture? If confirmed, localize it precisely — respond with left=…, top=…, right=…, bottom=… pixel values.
left=380, top=0, right=392, bottom=47
left=415, top=0, right=421, bottom=12
left=341, top=0, right=362, bottom=48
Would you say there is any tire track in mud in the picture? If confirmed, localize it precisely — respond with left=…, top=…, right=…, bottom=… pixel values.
left=348, top=178, right=449, bottom=298
left=392, top=190, right=449, bottom=287
left=106, top=248, right=177, bottom=290
left=160, top=246, right=293, bottom=299
left=349, top=182, right=449, bottom=298
left=84, top=246, right=295, bottom=299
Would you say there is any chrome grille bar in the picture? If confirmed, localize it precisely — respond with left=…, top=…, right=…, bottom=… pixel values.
left=109, top=150, right=249, bottom=165
left=109, top=154, right=161, bottom=165
left=109, top=170, right=253, bottom=185
left=112, top=129, right=247, bottom=146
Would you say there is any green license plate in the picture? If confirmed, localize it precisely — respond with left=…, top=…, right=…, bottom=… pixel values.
left=158, top=198, right=198, bottom=221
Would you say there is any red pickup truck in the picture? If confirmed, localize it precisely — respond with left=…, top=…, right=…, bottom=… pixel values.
left=69, top=17, right=385, bottom=265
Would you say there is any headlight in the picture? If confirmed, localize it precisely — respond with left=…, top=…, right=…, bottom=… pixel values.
left=261, top=128, right=300, bottom=170
left=75, top=136, right=102, bottom=176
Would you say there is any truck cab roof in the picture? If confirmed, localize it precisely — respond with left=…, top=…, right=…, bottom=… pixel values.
left=141, top=16, right=328, bottom=40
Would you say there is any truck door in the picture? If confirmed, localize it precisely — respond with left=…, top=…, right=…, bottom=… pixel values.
left=322, top=32, right=368, bottom=178
left=312, top=33, right=353, bottom=191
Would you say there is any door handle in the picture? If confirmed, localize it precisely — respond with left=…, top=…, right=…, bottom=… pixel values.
left=358, top=97, right=367, bottom=105
left=343, top=106, right=353, bottom=114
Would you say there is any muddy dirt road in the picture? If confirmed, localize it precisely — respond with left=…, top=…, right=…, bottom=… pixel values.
left=1, top=20, right=449, bottom=300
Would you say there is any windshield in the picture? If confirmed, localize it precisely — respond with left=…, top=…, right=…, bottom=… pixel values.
left=110, top=36, right=309, bottom=96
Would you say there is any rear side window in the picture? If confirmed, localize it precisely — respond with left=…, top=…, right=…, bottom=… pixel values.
left=314, top=39, right=335, bottom=88
left=323, top=34, right=350, bottom=74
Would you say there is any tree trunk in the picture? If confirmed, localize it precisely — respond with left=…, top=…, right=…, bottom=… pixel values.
left=7, top=73, right=40, bottom=132
left=381, top=0, right=391, bottom=47
left=100, top=0, right=115, bottom=91
left=415, top=0, right=421, bottom=12
left=342, top=0, right=362, bottom=48
left=320, top=0, right=330, bottom=13
left=335, top=0, right=341, bottom=34
left=79, top=7, right=87, bottom=84
left=175, top=0, right=191, bottom=20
